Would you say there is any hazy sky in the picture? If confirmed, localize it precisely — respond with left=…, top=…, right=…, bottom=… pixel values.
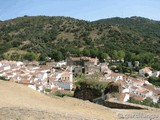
left=0, top=0, right=160, bottom=21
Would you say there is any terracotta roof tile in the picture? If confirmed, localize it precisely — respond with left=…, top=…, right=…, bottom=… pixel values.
left=104, top=73, right=124, bottom=77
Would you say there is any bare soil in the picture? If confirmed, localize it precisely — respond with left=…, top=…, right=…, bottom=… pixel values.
left=1, top=80, right=159, bottom=120
left=0, top=80, right=116, bottom=120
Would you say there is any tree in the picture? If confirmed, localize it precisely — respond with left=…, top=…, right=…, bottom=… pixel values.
left=0, top=55, right=4, bottom=60
left=10, top=53, right=22, bottom=61
left=142, top=98, right=154, bottom=107
left=148, top=77, right=160, bottom=86
left=144, top=73, right=149, bottom=78
left=117, top=50, right=125, bottom=59
left=83, top=49, right=90, bottom=56
left=39, top=53, right=47, bottom=61
left=109, top=50, right=118, bottom=60
left=0, top=43, right=11, bottom=54
left=117, top=65, right=123, bottom=73
left=151, top=62, right=160, bottom=70
left=138, top=52, right=155, bottom=65
left=74, top=74, right=109, bottom=101
left=51, top=51, right=63, bottom=62
left=125, top=52, right=137, bottom=61
left=90, top=49, right=99, bottom=58
left=128, top=97, right=141, bottom=104
left=11, top=40, right=22, bottom=47
left=100, top=53, right=108, bottom=61
left=23, top=52, right=37, bottom=61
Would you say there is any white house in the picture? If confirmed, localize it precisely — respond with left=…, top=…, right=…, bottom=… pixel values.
left=132, top=79, right=145, bottom=87
left=16, top=61, right=24, bottom=66
left=33, top=72, right=48, bottom=81
left=57, top=61, right=67, bottom=67
left=122, top=88, right=129, bottom=93
left=52, top=81, right=73, bottom=90
left=60, top=72, right=73, bottom=82
left=129, top=86, right=138, bottom=94
left=103, top=73, right=124, bottom=81
left=37, top=85, right=44, bottom=92
left=3, top=66, right=11, bottom=71
left=139, top=67, right=152, bottom=76
left=152, top=71, right=160, bottom=78
left=0, top=62, right=2, bottom=67
left=123, top=94, right=130, bottom=102
left=152, top=96, right=159, bottom=103
left=135, top=88, right=153, bottom=98
left=28, top=85, right=37, bottom=90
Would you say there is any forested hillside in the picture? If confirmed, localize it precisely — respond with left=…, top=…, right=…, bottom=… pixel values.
left=0, top=16, right=160, bottom=67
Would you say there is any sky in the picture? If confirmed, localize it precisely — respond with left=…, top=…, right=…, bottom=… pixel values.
left=0, top=0, right=160, bottom=21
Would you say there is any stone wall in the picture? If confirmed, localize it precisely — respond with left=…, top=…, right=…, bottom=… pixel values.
left=103, top=100, right=147, bottom=109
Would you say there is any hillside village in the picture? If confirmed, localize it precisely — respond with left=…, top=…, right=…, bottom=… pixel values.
left=1, top=1, right=160, bottom=119
left=0, top=57, right=160, bottom=106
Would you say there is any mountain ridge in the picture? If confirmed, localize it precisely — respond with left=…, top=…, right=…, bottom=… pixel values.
left=0, top=16, right=160, bottom=62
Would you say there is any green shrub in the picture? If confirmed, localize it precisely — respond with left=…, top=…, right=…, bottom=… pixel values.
left=22, top=52, right=37, bottom=61
left=0, top=76, right=8, bottom=81
left=54, top=91, right=73, bottom=97
left=45, top=89, right=51, bottom=92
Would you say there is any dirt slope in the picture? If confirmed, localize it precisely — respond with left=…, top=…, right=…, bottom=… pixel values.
left=0, top=80, right=117, bottom=120
left=1, top=80, right=160, bottom=120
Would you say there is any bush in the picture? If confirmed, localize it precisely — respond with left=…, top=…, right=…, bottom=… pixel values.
left=74, top=74, right=109, bottom=93
left=148, top=77, right=160, bottom=86
left=22, top=52, right=37, bottom=61
left=129, top=97, right=160, bottom=108
left=54, top=91, right=65, bottom=97
left=0, top=76, right=8, bottom=81
left=44, top=88, right=51, bottom=92
left=54, top=91, right=73, bottom=97
left=11, top=40, right=22, bottom=47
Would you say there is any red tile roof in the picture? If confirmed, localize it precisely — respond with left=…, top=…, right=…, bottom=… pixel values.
left=130, top=93, right=144, bottom=101
left=104, top=73, right=124, bottom=77
left=141, top=67, right=152, bottom=72
left=61, top=72, right=72, bottom=77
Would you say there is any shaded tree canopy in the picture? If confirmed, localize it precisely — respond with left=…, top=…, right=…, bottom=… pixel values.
left=0, top=16, right=159, bottom=62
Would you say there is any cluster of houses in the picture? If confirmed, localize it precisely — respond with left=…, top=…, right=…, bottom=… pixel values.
left=118, top=77, right=160, bottom=103
left=100, top=70, right=160, bottom=103
left=0, top=60, right=73, bottom=93
left=0, top=56, right=101, bottom=94
left=0, top=57, right=159, bottom=104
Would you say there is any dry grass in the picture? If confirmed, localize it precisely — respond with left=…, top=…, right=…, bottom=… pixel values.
left=1, top=80, right=159, bottom=120
left=0, top=80, right=117, bottom=120
left=57, top=32, right=74, bottom=41
left=4, top=49, right=27, bottom=55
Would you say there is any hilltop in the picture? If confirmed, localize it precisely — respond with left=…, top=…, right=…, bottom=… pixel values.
left=0, top=16, right=160, bottom=62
